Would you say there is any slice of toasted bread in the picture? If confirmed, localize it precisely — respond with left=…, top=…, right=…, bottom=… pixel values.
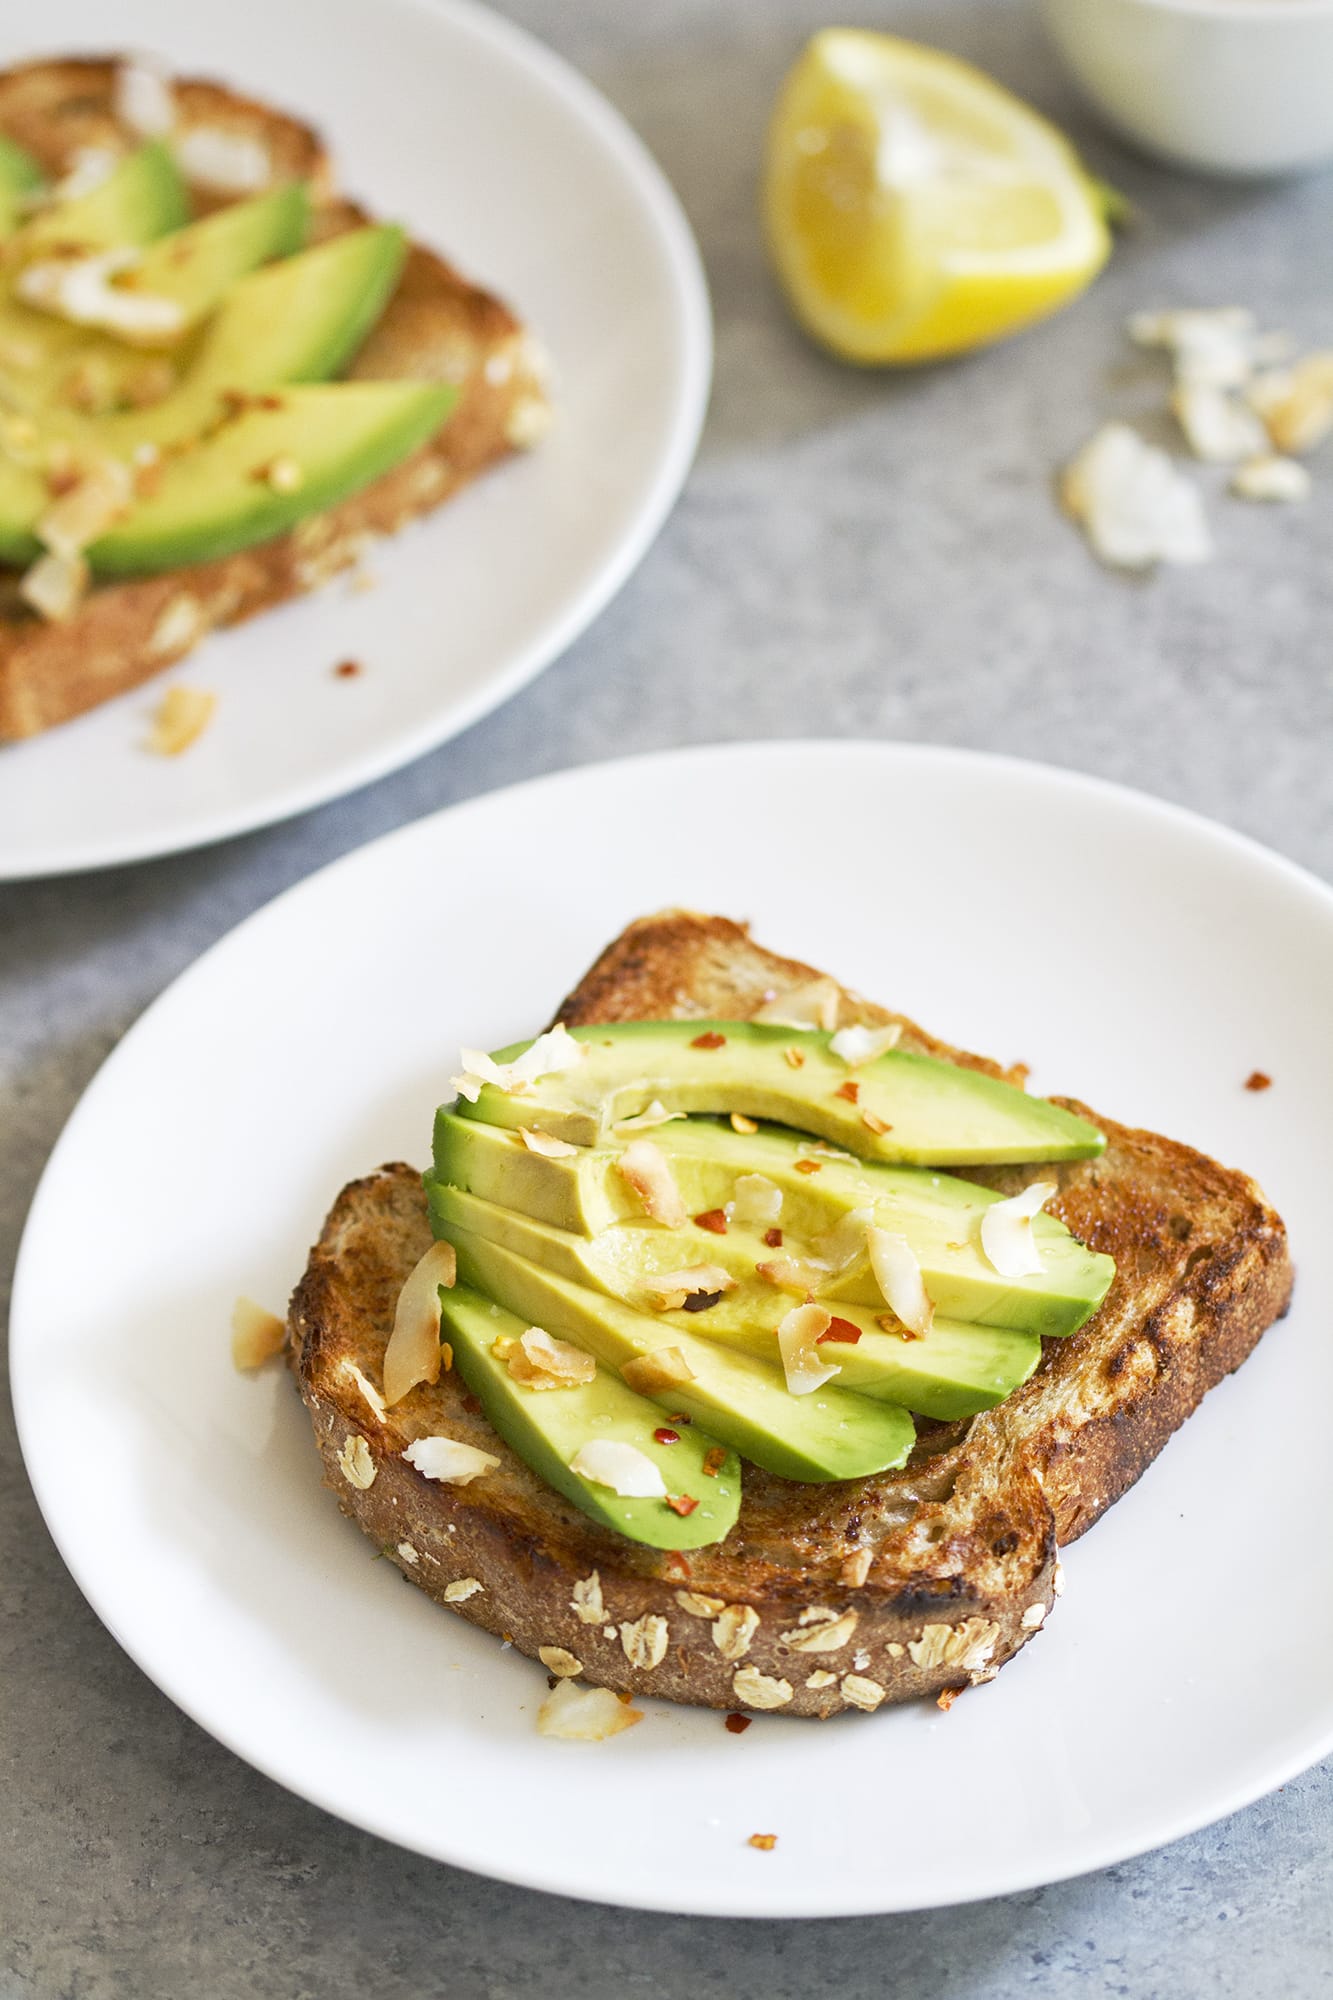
left=287, top=912, right=1292, bottom=1717
left=0, top=58, right=548, bottom=739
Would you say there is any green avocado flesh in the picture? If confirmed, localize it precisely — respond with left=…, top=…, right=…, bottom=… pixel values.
left=429, top=1182, right=1040, bottom=1420
left=118, top=181, right=310, bottom=331
left=16, top=143, right=188, bottom=259
left=83, top=380, right=453, bottom=575
left=440, top=1285, right=741, bottom=1549
left=0, top=136, right=43, bottom=237
left=433, top=1111, right=1114, bottom=1337
left=458, top=1020, right=1106, bottom=1167
left=440, top=1223, right=916, bottom=1483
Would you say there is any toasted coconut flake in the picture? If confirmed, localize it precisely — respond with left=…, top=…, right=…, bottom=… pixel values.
left=829, top=1022, right=902, bottom=1066
left=753, top=977, right=840, bottom=1031
left=19, top=249, right=185, bottom=343
left=146, top=685, right=216, bottom=756
left=1172, top=382, right=1268, bottom=463
left=443, top=1576, right=483, bottom=1603
left=732, top=1173, right=782, bottom=1229
left=780, top=1610, right=859, bottom=1653
left=644, top=1264, right=736, bottom=1312
left=519, top=1126, right=580, bottom=1158
left=537, top=1678, right=642, bottom=1741
left=383, top=1240, right=457, bottom=1404
left=1021, top=1602, right=1047, bottom=1630
left=340, top=1360, right=386, bottom=1420
left=571, top=1572, right=606, bottom=1624
left=621, top=1346, right=696, bottom=1395
left=38, top=456, right=132, bottom=558
left=1127, top=306, right=1255, bottom=388
left=48, top=146, right=121, bottom=205
left=867, top=1228, right=934, bottom=1337
left=816, top=1206, right=875, bottom=1276
left=1258, top=352, right=1333, bottom=455
left=175, top=123, right=272, bottom=193
left=230, top=1296, right=286, bottom=1370
left=1063, top=422, right=1212, bottom=569
left=116, top=55, right=176, bottom=137
left=713, top=1604, right=761, bottom=1660
left=503, top=1325, right=597, bottom=1390
left=731, top=1666, right=793, bottom=1710
left=148, top=592, right=203, bottom=660
left=615, top=1139, right=687, bottom=1227
left=451, top=1022, right=585, bottom=1104
left=757, top=1253, right=828, bottom=1296
left=729, top=1112, right=759, bottom=1136
left=777, top=1303, right=840, bottom=1395
left=840, top=1674, right=885, bottom=1711
left=402, top=1435, right=499, bottom=1485
left=619, top=1613, right=669, bottom=1669
left=538, top=1645, right=583, bottom=1677
left=841, top=1548, right=873, bottom=1587
left=612, top=1099, right=683, bottom=1133
left=676, top=1589, right=726, bottom=1617
left=19, top=550, right=89, bottom=623
left=1230, top=455, right=1311, bottom=502
left=337, top=1434, right=376, bottom=1490
left=570, top=1439, right=666, bottom=1498
left=979, top=1182, right=1056, bottom=1279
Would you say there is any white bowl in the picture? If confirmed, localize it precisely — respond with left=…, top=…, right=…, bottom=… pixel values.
left=1042, top=0, right=1333, bottom=176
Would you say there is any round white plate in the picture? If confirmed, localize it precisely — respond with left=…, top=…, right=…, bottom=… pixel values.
left=0, top=0, right=709, bottom=879
left=12, top=742, right=1332, bottom=1916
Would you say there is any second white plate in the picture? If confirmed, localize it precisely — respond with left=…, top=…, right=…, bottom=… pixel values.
left=0, top=0, right=710, bottom=877
left=12, top=742, right=1333, bottom=1914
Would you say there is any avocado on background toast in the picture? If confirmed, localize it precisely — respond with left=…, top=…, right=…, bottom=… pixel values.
left=0, top=55, right=549, bottom=739
left=287, top=911, right=1293, bottom=1718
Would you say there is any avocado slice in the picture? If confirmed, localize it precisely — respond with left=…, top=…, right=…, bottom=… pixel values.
left=116, top=181, right=310, bottom=334
left=434, top=1111, right=1114, bottom=1337
left=436, top=1222, right=916, bottom=1482
left=455, top=1020, right=1106, bottom=1167
left=0, top=136, right=44, bottom=238
left=429, top=1182, right=1040, bottom=1420
left=15, top=142, right=188, bottom=259
left=73, top=380, right=453, bottom=576
left=440, top=1284, right=741, bottom=1549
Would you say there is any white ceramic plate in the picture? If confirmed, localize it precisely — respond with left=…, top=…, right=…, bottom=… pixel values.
left=0, top=0, right=709, bottom=879
left=12, top=742, right=1333, bottom=1916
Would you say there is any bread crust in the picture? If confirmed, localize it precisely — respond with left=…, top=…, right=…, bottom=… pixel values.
left=287, top=912, right=1292, bottom=1718
left=0, top=59, right=547, bottom=739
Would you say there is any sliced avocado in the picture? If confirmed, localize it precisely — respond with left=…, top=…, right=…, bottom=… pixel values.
left=440, top=1284, right=741, bottom=1550
left=429, top=1182, right=1040, bottom=1420
left=436, top=1222, right=916, bottom=1483
left=15, top=142, right=187, bottom=259
left=434, top=1111, right=1114, bottom=1337
left=0, top=136, right=44, bottom=238
left=78, top=380, right=452, bottom=576
left=456, top=1020, right=1106, bottom=1166
left=119, top=182, right=310, bottom=333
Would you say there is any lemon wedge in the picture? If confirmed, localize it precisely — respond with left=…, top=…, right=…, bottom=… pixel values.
left=764, top=31, right=1112, bottom=364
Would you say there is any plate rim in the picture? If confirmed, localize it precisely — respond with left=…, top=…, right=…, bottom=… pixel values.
left=0, top=0, right=712, bottom=882
left=11, top=736, right=1333, bottom=1916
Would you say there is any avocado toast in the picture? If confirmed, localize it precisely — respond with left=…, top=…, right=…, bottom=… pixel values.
left=0, top=55, right=548, bottom=739
left=288, top=911, right=1292, bottom=1718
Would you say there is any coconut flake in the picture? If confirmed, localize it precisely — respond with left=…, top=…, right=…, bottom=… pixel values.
left=1172, top=382, right=1269, bottom=464
left=451, top=1023, right=585, bottom=1103
left=777, top=1303, right=840, bottom=1395
left=620, top=1347, right=696, bottom=1394
left=402, top=1435, right=499, bottom=1484
left=19, top=550, right=88, bottom=623
left=866, top=1228, right=934, bottom=1337
left=979, top=1182, right=1056, bottom=1278
left=116, top=55, right=176, bottom=137
left=731, top=1173, right=782, bottom=1229
left=1230, top=455, right=1311, bottom=503
left=1128, top=307, right=1256, bottom=389
left=1063, top=423, right=1212, bottom=570
left=569, top=1439, right=667, bottom=1498
left=501, top=1326, right=597, bottom=1390
left=816, top=1207, right=876, bottom=1276
left=230, top=1296, right=286, bottom=1370
left=37, top=457, right=132, bottom=559
left=382, top=1240, right=457, bottom=1405
left=18, top=249, right=186, bottom=342
left=612, top=1100, right=683, bottom=1133
left=536, top=1678, right=643, bottom=1741
left=643, top=1264, right=736, bottom=1311
left=615, top=1139, right=687, bottom=1228
left=518, top=1127, right=579, bottom=1158
left=753, top=977, right=841, bottom=1031
left=145, top=684, right=215, bottom=756
left=828, top=1023, right=902, bottom=1066
left=174, top=124, right=272, bottom=193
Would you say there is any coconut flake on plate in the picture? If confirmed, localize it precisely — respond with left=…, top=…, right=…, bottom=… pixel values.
left=979, top=1182, right=1056, bottom=1278
left=866, top=1228, right=934, bottom=1337
left=230, top=1296, right=286, bottom=1370
left=569, top=1439, right=667, bottom=1498
left=536, top=1678, right=643, bottom=1741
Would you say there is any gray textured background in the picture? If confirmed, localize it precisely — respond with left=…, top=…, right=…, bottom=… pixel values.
left=3, top=1, right=1332, bottom=1994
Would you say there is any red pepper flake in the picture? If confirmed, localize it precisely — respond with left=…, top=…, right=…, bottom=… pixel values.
left=834, top=1080, right=860, bottom=1104
left=461, top=1391, right=482, bottom=1413
left=653, top=1426, right=681, bottom=1445
left=724, top=1713, right=752, bottom=1734
left=748, top=1833, right=778, bottom=1851
left=45, top=465, right=81, bottom=498
left=691, top=1031, right=726, bottom=1050
left=702, top=1446, right=728, bottom=1477
left=1244, top=1070, right=1272, bottom=1092
left=818, top=1316, right=863, bottom=1345
left=763, top=1226, right=784, bottom=1248
left=334, top=659, right=362, bottom=679
left=667, top=1412, right=692, bottom=1426
left=694, top=1208, right=729, bottom=1235
left=665, top=1493, right=698, bottom=1517
left=794, top=1159, right=822, bottom=1175
left=937, top=1687, right=961, bottom=1713
left=665, top=1552, right=691, bottom=1581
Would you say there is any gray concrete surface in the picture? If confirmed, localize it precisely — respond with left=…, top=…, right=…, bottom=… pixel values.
left=4, top=0, right=1332, bottom=1993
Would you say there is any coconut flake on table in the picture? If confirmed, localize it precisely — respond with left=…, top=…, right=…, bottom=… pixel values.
left=1062, top=423, right=1212, bottom=570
